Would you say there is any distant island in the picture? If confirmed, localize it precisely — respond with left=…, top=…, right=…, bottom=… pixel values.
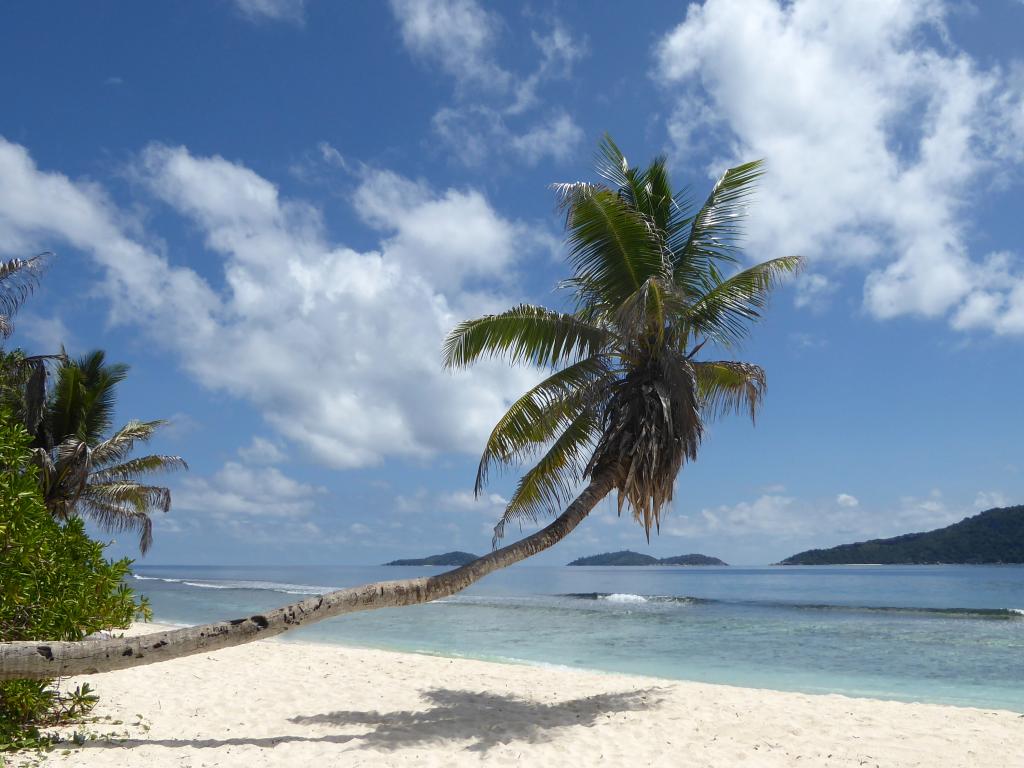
left=781, top=505, right=1024, bottom=565
left=384, top=551, right=478, bottom=566
left=568, top=550, right=727, bottom=566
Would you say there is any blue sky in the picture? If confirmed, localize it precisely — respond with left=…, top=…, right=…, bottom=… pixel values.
left=1, top=0, right=1022, bottom=566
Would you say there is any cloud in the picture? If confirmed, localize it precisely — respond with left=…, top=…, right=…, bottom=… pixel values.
left=439, top=490, right=508, bottom=514
left=656, top=0, right=1024, bottom=335
left=972, top=490, right=1008, bottom=511
left=665, top=487, right=987, bottom=543
left=510, top=112, right=585, bottom=166
left=174, top=461, right=323, bottom=519
left=232, top=0, right=305, bottom=23
left=508, top=24, right=588, bottom=115
left=352, top=168, right=543, bottom=289
left=388, top=0, right=508, bottom=91
left=0, top=137, right=546, bottom=469
left=793, top=273, right=837, bottom=312
left=16, top=312, right=71, bottom=351
left=388, top=1, right=587, bottom=166
left=392, top=488, right=508, bottom=518
left=238, top=436, right=287, bottom=465
left=0, top=137, right=220, bottom=337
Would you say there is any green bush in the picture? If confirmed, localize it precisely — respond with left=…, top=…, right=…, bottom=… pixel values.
left=0, top=414, right=150, bottom=751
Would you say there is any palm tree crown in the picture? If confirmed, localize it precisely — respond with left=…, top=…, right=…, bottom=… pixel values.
left=444, top=136, right=800, bottom=544
left=31, top=350, right=187, bottom=553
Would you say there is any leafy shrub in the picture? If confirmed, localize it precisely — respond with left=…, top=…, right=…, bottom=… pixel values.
left=0, top=413, right=150, bottom=750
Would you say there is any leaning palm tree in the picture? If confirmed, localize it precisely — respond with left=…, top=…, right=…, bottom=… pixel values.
left=0, top=137, right=798, bottom=680
left=30, top=350, right=187, bottom=554
left=446, top=137, right=798, bottom=545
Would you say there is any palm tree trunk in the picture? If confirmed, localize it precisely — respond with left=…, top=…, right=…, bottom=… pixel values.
left=0, top=471, right=616, bottom=681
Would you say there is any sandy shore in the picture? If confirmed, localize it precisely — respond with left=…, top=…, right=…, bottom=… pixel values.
left=24, top=622, right=1023, bottom=767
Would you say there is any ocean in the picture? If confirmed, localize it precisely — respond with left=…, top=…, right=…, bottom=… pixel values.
left=130, top=563, right=1024, bottom=713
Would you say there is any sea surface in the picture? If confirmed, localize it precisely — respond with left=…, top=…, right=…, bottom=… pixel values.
left=131, top=563, right=1024, bottom=712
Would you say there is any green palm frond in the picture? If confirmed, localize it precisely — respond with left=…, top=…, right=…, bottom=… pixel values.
left=442, top=305, right=608, bottom=370
left=551, top=181, right=602, bottom=213
left=565, top=187, right=666, bottom=305
left=89, top=419, right=167, bottom=468
left=76, top=497, right=158, bottom=554
left=90, top=454, right=188, bottom=483
left=673, top=160, right=764, bottom=294
left=694, top=361, right=767, bottom=423
left=84, top=481, right=172, bottom=512
left=47, top=351, right=129, bottom=446
left=492, top=409, right=599, bottom=544
left=593, top=135, right=692, bottom=247
left=475, top=357, right=612, bottom=493
left=687, top=256, right=802, bottom=347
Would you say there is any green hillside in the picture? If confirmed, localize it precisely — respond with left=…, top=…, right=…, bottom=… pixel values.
left=384, top=551, right=478, bottom=566
left=782, top=505, right=1024, bottom=565
left=568, top=550, right=727, bottom=566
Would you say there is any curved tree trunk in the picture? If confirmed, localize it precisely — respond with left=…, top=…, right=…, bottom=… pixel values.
left=0, top=471, right=615, bottom=681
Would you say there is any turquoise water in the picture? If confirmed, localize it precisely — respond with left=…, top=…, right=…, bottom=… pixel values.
left=131, top=564, right=1024, bottom=712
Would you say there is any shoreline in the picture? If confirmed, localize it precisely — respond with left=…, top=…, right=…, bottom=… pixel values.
left=140, top=615, right=1024, bottom=713
left=27, top=623, right=1024, bottom=767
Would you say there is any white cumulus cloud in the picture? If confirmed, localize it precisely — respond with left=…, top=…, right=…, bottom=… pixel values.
left=656, top=0, right=1024, bottom=335
left=0, top=137, right=546, bottom=469
left=389, top=0, right=587, bottom=166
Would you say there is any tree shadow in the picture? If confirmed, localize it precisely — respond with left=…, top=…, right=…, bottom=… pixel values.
left=289, top=686, right=664, bottom=753
left=73, top=686, right=663, bottom=754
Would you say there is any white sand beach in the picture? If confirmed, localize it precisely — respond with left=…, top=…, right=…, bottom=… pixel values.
left=29, top=623, right=1023, bottom=768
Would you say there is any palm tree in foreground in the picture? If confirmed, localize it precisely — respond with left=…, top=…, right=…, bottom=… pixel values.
left=0, top=137, right=799, bottom=680
left=30, top=351, right=187, bottom=554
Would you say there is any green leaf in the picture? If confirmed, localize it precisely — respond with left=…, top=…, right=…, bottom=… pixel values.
left=442, top=304, right=608, bottom=370
left=492, top=409, right=599, bottom=544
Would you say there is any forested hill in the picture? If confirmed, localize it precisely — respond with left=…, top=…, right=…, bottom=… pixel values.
left=384, top=551, right=478, bottom=566
left=568, top=551, right=727, bottom=566
left=782, top=505, right=1024, bottom=565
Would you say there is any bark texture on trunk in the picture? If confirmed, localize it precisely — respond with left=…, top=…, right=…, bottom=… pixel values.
left=0, top=472, right=615, bottom=680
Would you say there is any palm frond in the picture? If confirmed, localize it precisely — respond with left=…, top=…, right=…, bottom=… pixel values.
left=75, top=496, right=157, bottom=554
left=83, top=481, right=172, bottom=512
left=492, top=409, right=599, bottom=545
left=442, top=305, right=608, bottom=370
left=90, top=454, right=188, bottom=483
left=475, top=356, right=612, bottom=493
left=47, top=351, right=129, bottom=445
left=551, top=181, right=602, bottom=215
left=694, top=361, right=766, bottom=423
left=89, top=419, right=168, bottom=468
left=565, top=187, right=665, bottom=305
left=687, top=256, right=802, bottom=347
left=673, top=160, right=764, bottom=294
left=0, top=253, right=48, bottom=335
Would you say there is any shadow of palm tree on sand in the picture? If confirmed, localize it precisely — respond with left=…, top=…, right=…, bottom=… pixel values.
left=74, top=686, right=663, bottom=753
left=289, top=686, right=664, bottom=753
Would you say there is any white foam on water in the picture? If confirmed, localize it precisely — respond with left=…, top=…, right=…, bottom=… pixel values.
left=135, top=574, right=332, bottom=596
left=181, top=581, right=233, bottom=589
left=1010, top=608, right=1024, bottom=616
left=600, top=593, right=648, bottom=604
